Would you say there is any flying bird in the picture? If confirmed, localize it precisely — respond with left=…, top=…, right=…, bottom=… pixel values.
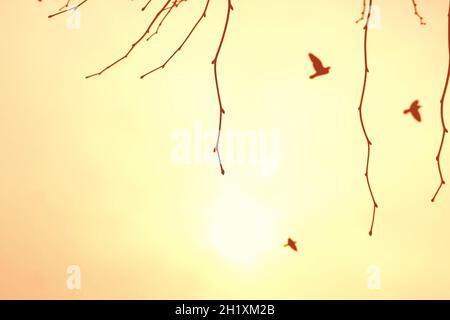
left=308, top=53, right=330, bottom=79
left=404, top=100, right=422, bottom=122
left=283, top=238, right=298, bottom=252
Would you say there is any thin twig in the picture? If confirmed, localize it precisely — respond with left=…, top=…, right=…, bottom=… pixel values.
left=140, top=0, right=231, bottom=175
left=142, top=0, right=152, bottom=11
left=355, top=0, right=366, bottom=24
left=358, top=0, right=378, bottom=236
left=44, top=0, right=231, bottom=176
left=146, top=1, right=184, bottom=41
left=85, top=0, right=172, bottom=79
left=140, top=0, right=210, bottom=78
left=48, top=0, right=87, bottom=18
left=411, top=0, right=426, bottom=25
left=59, top=0, right=71, bottom=11
left=211, top=0, right=233, bottom=175
left=432, top=2, right=450, bottom=202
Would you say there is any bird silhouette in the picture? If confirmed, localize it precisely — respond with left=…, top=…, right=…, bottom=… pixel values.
left=308, top=53, right=330, bottom=79
left=404, top=100, right=422, bottom=122
left=283, top=238, right=298, bottom=252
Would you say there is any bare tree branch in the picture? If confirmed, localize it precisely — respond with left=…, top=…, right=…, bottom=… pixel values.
left=432, top=2, right=450, bottom=202
left=357, top=0, right=378, bottom=236
left=142, top=0, right=152, bottom=11
left=43, top=0, right=232, bottom=175
left=59, top=0, right=72, bottom=11
left=146, top=0, right=187, bottom=42
left=411, top=0, right=426, bottom=25
left=355, top=0, right=366, bottom=24
left=212, top=0, right=233, bottom=175
left=48, top=0, right=87, bottom=19
left=85, top=0, right=172, bottom=79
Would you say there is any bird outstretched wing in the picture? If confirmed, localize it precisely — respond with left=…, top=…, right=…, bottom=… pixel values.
left=411, top=109, right=422, bottom=122
left=286, top=238, right=298, bottom=251
left=309, top=53, right=324, bottom=71
left=411, top=100, right=422, bottom=122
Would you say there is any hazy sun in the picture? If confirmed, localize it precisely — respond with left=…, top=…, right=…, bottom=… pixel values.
left=209, top=186, right=280, bottom=266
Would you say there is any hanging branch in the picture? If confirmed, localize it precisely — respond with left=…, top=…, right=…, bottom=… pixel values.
left=357, top=0, right=378, bottom=236
left=411, top=0, right=426, bottom=25
left=140, top=0, right=233, bottom=175
left=212, top=0, right=233, bottom=176
left=432, top=2, right=450, bottom=202
left=354, top=0, right=426, bottom=235
left=43, top=0, right=232, bottom=175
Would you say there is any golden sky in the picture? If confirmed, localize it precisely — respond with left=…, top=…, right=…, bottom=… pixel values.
left=1, top=0, right=450, bottom=299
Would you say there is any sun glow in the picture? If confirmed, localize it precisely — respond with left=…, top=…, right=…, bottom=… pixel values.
left=209, top=186, right=280, bottom=266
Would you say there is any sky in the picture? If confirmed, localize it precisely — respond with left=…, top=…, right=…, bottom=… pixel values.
left=1, top=0, right=450, bottom=299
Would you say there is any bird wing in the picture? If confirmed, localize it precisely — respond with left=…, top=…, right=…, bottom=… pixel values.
left=309, top=53, right=325, bottom=71
left=412, top=109, right=422, bottom=122
left=411, top=100, right=420, bottom=108
left=287, top=239, right=298, bottom=251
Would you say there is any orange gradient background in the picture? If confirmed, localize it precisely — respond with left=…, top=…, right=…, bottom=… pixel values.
left=1, top=0, right=450, bottom=299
